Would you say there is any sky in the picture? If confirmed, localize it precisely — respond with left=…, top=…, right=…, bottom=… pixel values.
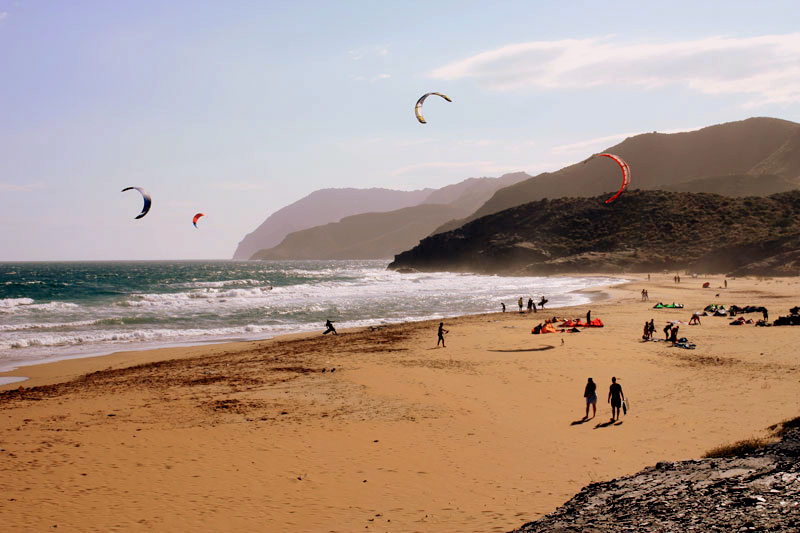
left=2, top=1, right=800, bottom=260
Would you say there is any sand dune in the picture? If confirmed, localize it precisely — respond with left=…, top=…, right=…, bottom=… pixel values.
left=2, top=274, right=800, bottom=532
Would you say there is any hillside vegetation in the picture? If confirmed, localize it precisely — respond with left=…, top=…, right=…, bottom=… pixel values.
left=433, top=117, right=800, bottom=235
left=389, top=190, right=800, bottom=276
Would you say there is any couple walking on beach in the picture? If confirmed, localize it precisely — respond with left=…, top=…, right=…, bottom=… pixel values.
left=583, top=377, right=625, bottom=421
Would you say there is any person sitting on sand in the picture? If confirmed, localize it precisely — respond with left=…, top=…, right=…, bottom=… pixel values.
left=437, top=322, right=449, bottom=347
left=608, top=377, right=625, bottom=421
left=323, top=319, right=337, bottom=335
left=584, top=377, right=597, bottom=419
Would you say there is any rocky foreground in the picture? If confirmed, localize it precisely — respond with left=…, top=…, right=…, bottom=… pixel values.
left=512, top=426, right=800, bottom=532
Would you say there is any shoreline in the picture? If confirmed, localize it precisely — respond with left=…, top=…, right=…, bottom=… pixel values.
left=0, top=276, right=624, bottom=388
left=4, top=272, right=799, bottom=531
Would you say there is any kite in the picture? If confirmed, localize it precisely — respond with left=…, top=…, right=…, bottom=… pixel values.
left=583, top=153, right=631, bottom=204
left=192, top=213, right=205, bottom=228
left=121, top=187, right=152, bottom=219
left=414, top=92, right=452, bottom=124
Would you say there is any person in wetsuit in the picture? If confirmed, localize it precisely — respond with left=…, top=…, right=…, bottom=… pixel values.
left=323, top=319, right=337, bottom=335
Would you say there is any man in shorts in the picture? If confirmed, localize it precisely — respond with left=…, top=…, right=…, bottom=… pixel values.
left=608, top=377, right=625, bottom=421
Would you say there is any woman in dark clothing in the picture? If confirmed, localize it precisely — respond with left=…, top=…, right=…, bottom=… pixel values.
left=584, top=377, right=597, bottom=419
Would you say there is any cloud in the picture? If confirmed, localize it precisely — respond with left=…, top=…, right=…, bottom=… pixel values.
left=210, top=182, right=267, bottom=191
left=390, top=160, right=498, bottom=176
left=348, top=45, right=390, bottom=61
left=352, top=73, right=391, bottom=83
left=551, top=125, right=705, bottom=156
left=0, top=182, right=44, bottom=192
left=0, top=12, right=8, bottom=22
left=431, top=33, right=800, bottom=106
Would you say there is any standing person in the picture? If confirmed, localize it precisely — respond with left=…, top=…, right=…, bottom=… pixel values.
left=586, top=310, right=591, bottom=324
left=663, top=322, right=672, bottom=340
left=527, top=298, right=533, bottom=313
left=669, top=325, right=679, bottom=344
left=724, top=279, right=728, bottom=288
left=518, top=297, right=524, bottom=313
left=539, top=296, right=547, bottom=309
left=323, top=319, right=337, bottom=335
left=647, top=273, right=651, bottom=281
left=642, top=321, right=650, bottom=340
left=644, top=289, right=649, bottom=301
left=584, top=377, right=597, bottom=419
left=437, top=322, right=449, bottom=347
left=762, top=308, right=769, bottom=321
left=501, top=302, right=506, bottom=313
left=608, top=377, right=625, bottom=421
left=648, top=319, right=655, bottom=339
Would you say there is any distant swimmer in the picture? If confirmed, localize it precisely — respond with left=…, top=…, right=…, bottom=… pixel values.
left=437, top=322, right=449, bottom=347
left=323, top=319, right=337, bottom=335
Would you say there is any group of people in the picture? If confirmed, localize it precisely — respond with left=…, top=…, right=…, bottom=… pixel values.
left=640, top=289, right=649, bottom=301
left=673, top=275, right=682, bottom=283
left=508, top=296, right=548, bottom=313
left=583, top=377, right=625, bottom=421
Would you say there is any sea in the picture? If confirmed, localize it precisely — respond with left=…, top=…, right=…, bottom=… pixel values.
left=0, top=260, right=624, bottom=381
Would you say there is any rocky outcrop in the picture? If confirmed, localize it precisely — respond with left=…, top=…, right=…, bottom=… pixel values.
left=512, top=427, right=800, bottom=532
left=389, top=190, right=800, bottom=276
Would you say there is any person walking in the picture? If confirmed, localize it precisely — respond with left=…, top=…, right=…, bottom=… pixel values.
left=501, top=302, right=506, bottom=313
left=437, top=322, right=449, bottom=347
left=323, top=319, right=337, bottom=335
left=608, top=377, right=625, bottom=421
left=584, top=377, right=597, bottom=419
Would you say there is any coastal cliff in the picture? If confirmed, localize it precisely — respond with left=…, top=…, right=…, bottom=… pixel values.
left=389, top=190, right=800, bottom=275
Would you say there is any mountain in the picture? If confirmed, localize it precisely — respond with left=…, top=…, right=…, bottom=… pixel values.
left=389, top=190, right=800, bottom=276
left=251, top=204, right=467, bottom=260
left=232, top=188, right=434, bottom=260
left=433, top=117, right=800, bottom=235
left=247, top=172, right=530, bottom=260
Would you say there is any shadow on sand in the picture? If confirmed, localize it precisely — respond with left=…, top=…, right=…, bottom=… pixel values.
left=570, top=417, right=593, bottom=426
left=488, top=346, right=555, bottom=353
left=594, top=419, right=624, bottom=429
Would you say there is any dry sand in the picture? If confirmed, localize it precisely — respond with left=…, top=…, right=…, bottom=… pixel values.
left=2, top=274, right=800, bottom=532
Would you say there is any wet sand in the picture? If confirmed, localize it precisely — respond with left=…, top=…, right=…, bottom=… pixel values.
left=2, top=274, right=799, bottom=532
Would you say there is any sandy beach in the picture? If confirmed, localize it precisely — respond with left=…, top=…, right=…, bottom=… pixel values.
left=2, top=274, right=799, bottom=532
